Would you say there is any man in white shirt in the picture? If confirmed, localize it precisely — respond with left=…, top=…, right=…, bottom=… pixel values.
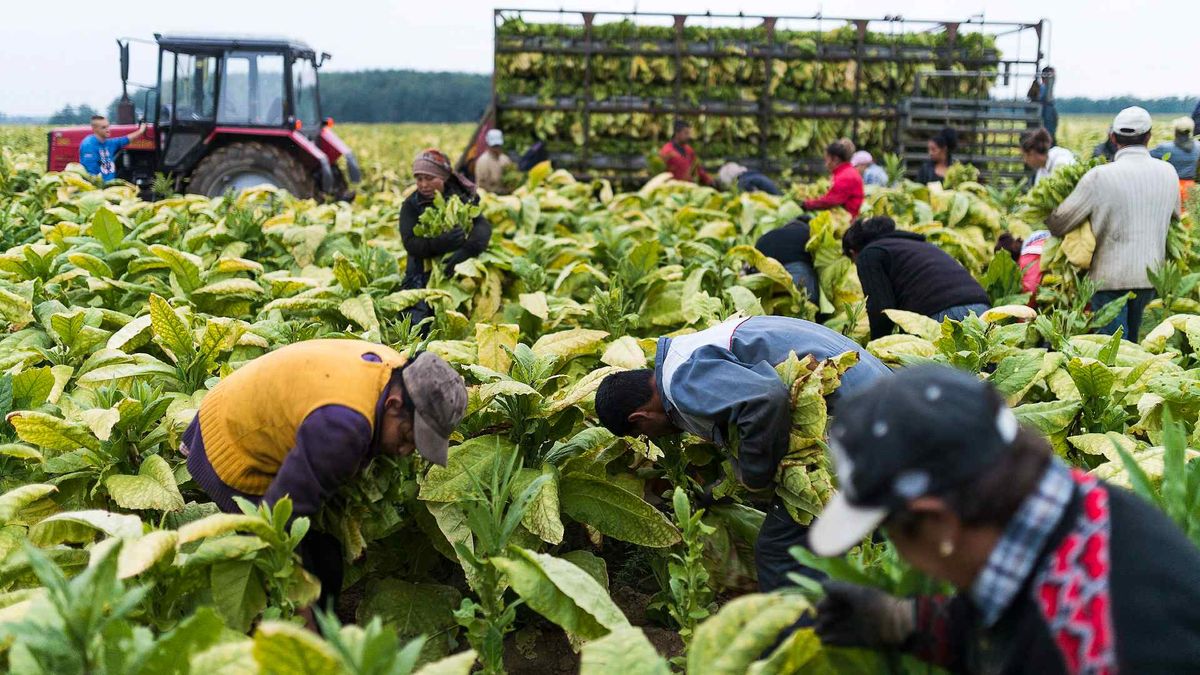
left=473, top=128, right=514, bottom=194
left=1047, top=107, right=1181, bottom=340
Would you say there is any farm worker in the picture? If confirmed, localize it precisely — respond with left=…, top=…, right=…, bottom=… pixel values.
left=182, top=341, right=468, bottom=611
left=916, top=127, right=958, bottom=185
left=474, top=128, right=514, bottom=194
left=810, top=365, right=1200, bottom=673
left=851, top=151, right=889, bottom=187
left=594, top=316, right=892, bottom=591
left=1029, top=66, right=1059, bottom=141
left=1047, top=107, right=1181, bottom=340
left=658, top=120, right=714, bottom=186
left=400, top=149, right=493, bottom=328
left=1093, top=132, right=1119, bottom=162
left=995, top=231, right=1050, bottom=301
left=1019, top=128, right=1075, bottom=185
left=803, top=140, right=864, bottom=218
left=716, top=162, right=781, bottom=195
left=1192, top=99, right=1200, bottom=135
left=1150, top=117, right=1199, bottom=204
left=842, top=216, right=991, bottom=340
left=755, top=216, right=820, bottom=301
left=78, top=115, right=146, bottom=182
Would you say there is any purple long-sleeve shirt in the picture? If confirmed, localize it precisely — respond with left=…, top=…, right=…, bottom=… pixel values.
left=183, top=354, right=388, bottom=516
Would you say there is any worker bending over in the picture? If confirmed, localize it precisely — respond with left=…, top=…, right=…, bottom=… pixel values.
left=595, top=316, right=891, bottom=591
left=182, top=340, right=467, bottom=611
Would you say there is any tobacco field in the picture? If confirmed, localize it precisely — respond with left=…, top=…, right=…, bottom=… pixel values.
left=0, top=122, right=1198, bottom=674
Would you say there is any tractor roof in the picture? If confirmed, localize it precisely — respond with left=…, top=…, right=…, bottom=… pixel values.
left=154, top=34, right=316, bottom=59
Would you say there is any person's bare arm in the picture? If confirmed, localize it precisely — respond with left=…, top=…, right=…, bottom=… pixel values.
left=127, top=122, right=147, bottom=142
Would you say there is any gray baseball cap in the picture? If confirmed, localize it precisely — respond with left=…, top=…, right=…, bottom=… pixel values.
left=402, top=352, right=467, bottom=466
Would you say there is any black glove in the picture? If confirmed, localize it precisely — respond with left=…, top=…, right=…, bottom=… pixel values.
left=814, top=581, right=915, bottom=649
left=694, top=481, right=735, bottom=509
left=442, top=250, right=471, bottom=277
left=431, top=227, right=466, bottom=252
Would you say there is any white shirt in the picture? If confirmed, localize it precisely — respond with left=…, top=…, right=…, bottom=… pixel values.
left=1034, top=146, right=1077, bottom=184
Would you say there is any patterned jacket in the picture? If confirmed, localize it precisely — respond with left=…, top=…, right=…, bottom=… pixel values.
left=908, top=470, right=1200, bottom=674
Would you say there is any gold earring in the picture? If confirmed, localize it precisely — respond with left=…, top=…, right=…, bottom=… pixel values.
left=939, top=540, right=955, bottom=558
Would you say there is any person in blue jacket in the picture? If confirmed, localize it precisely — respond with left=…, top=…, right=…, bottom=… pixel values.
left=79, top=115, right=146, bottom=182
left=594, top=315, right=892, bottom=590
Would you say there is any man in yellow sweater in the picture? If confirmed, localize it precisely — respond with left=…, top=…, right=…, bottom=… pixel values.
left=181, top=339, right=468, bottom=610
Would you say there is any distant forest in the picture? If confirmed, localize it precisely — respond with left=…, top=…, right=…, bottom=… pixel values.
left=17, top=73, right=1198, bottom=125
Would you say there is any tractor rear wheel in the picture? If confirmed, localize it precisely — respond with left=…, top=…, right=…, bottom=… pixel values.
left=187, top=141, right=315, bottom=198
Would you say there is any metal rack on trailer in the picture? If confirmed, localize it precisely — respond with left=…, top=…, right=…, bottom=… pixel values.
left=466, top=9, right=1048, bottom=186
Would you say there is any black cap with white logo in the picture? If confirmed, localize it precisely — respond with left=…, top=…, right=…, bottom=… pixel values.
left=809, top=365, right=1020, bottom=556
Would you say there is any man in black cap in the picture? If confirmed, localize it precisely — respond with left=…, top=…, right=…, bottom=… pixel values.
left=658, top=120, right=714, bottom=186
left=809, top=365, right=1200, bottom=673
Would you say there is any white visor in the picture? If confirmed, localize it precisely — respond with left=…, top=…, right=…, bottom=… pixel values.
left=808, top=491, right=889, bottom=557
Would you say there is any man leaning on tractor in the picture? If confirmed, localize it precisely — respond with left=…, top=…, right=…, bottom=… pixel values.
left=180, top=339, right=468, bottom=614
left=594, top=316, right=892, bottom=591
left=79, top=115, right=146, bottom=182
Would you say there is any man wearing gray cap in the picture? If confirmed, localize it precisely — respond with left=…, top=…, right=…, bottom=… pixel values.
left=182, top=339, right=468, bottom=611
left=1047, top=106, right=1182, bottom=340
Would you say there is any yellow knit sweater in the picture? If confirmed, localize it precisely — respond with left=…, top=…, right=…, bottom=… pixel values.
left=198, top=339, right=407, bottom=494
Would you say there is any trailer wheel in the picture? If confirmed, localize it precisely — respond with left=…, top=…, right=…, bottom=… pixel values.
left=187, top=141, right=315, bottom=198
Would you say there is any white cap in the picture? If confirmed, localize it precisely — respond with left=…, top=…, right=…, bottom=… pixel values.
left=1112, top=107, right=1152, bottom=136
left=485, top=129, right=504, bottom=147
left=1173, top=116, right=1195, bottom=135
left=850, top=150, right=873, bottom=167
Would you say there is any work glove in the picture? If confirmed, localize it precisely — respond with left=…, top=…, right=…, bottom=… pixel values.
left=431, top=227, right=466, bottom=252
left=814, top=581, right=915, bottom=649
left=694, top=481, right=735, bottom=509
left=442, top=250, right=471, bottom=277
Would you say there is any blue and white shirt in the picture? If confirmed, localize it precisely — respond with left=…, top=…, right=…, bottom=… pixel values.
left=79, top=135, right=131, bottom=181
left=654, top=316, right=892, bottom=488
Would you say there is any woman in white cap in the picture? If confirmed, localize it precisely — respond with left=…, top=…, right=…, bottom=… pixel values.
left=1151, top=117, right=1199, bottom=204
left=809, top=365, right=1200, bottom=674
left=850, top=151, right=888, bottom=187
left=474, top=128, right=514, bottom=194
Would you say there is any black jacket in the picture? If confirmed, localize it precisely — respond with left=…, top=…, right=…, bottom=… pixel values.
left=910, top=476, right=1200, bottom=674
left=755, top=219, right=813, bottom=267
left=737, top=171, right=782, bottom=195
left=916, top=161, right=942, bottom=185
left=855, top=231, right=989, bottom=338
left=398, top=187, right=492, bottom=283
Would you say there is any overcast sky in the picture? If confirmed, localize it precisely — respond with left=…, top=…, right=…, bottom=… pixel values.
left=2, top=0, right=1197, bottom=117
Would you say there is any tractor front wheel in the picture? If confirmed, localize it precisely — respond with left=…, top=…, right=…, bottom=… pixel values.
left=187, top=141, right=315, bottom=198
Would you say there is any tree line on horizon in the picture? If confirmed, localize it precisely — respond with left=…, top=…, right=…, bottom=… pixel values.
left=14, top=71, right=1197, bottom=126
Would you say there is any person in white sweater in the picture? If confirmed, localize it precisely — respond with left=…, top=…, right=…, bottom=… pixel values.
left=1046, top=107, right=1181, bottom=340
left=1020, top=127, right=1075, bottom=184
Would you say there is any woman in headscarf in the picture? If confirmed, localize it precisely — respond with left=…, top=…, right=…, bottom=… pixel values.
left=399, top=149, right=493, bottom=288
left=398, top=149, right=493, bottom=328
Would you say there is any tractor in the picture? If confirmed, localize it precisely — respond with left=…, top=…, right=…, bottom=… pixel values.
left=47, top=34, right=360, bottom=200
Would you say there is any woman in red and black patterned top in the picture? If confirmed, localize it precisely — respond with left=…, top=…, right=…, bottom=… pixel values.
left=807, top=365, right=1200, bottom=674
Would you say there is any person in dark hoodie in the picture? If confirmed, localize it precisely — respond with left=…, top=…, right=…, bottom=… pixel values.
left=916, top=128, right=958, bottom=185
left=399, top=149, right=493, bottom=328
left=843, top=216, right=990, bottom=339
left=755, top=216, right=819, bottom=302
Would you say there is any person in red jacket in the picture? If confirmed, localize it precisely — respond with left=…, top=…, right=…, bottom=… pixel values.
left=659, top=120, right=713, bottom=186
left=996, top=231, right=1049, bottom=303
left=803, top=140, right=864, bottom=217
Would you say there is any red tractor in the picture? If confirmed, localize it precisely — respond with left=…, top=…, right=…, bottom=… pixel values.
left=47, top=34, right=359, bottom=200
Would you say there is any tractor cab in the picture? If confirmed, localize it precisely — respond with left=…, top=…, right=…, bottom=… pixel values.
left=47, top=34, right=359, bottom=200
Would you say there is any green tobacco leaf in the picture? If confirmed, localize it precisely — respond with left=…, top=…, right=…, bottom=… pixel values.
left=252, top=620, right=341, bottom=675
left=989, top=351, right=1045, bottom=403
left=107, top=314, right=154, bottom=352
left=12, top=367, right=55, bottom=409
left=8, top=410, right=99, bottom=452
left=105, top=454, right=186, bottom=512
left=117, top=530, right=178, bottom=579
left=212, top=560, right=267, bottom=633
left=355, top=578, right=461, bottom=660
left=149, top=294, right=196, bottom=361
left=133, top=605, right=225, bottom=675
left=580, top=626, right=671, bottom=675
left=475, top=323, right=520, bottom=372
left=1067, top=357, right=1115, bottom=400
left=189, top=641, right=256, bottom=675
left=493, top=546, right=629, bottom=640
left=882, top=309, right=942, bottom=341
left=559, top=474, right=680, bottom=547
left=149, top=244, right=204, bottom=293
left=1012, top=400, right=1082, bottom=435
left=0, top=483, right=57, bottom=524
left=338, top=294, right=379, bottom=332
left=90, top=207, right=126, bottom=251
left=513, top=466, right=565, bottom=545
left=420, top=434, right=516, bottom=502
left=28, top=510, right=144, bottom=546
left=542, top=366, right=621, bottom=415
left=531, top=328, right=609, bottom=360
left=686, top=594, right=812, bottom=675
left=413, top=650, right=477, bottom=675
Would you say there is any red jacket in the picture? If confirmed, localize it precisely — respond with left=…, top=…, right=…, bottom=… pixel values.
left=804, top=162, right=864, bottom=217
left=659, top=142, right=713, bottom=186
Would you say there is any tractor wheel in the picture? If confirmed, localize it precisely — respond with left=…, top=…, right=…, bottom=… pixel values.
left=187, top=141, right=315, bottom=198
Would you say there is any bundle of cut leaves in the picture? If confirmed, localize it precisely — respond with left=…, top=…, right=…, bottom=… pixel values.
left=414, top=191, right=482, bottom=237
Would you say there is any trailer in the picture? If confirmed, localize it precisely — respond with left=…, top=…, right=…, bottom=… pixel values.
left=466, top=9, right=1048, bottom=186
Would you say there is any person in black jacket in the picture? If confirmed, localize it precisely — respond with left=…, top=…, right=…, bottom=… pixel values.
left=916, top=128, right=958, bottom=185
left=399, top=149, right=493, bottom=327
left=842, top=216, right=990, bottom=339
left=808, top=365, right=1200, bottom=674
left=755, top=216, right=819, bottom=302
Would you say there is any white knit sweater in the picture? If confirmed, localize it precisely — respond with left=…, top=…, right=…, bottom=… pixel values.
left=1047, top=146, right=1181, bottom=290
